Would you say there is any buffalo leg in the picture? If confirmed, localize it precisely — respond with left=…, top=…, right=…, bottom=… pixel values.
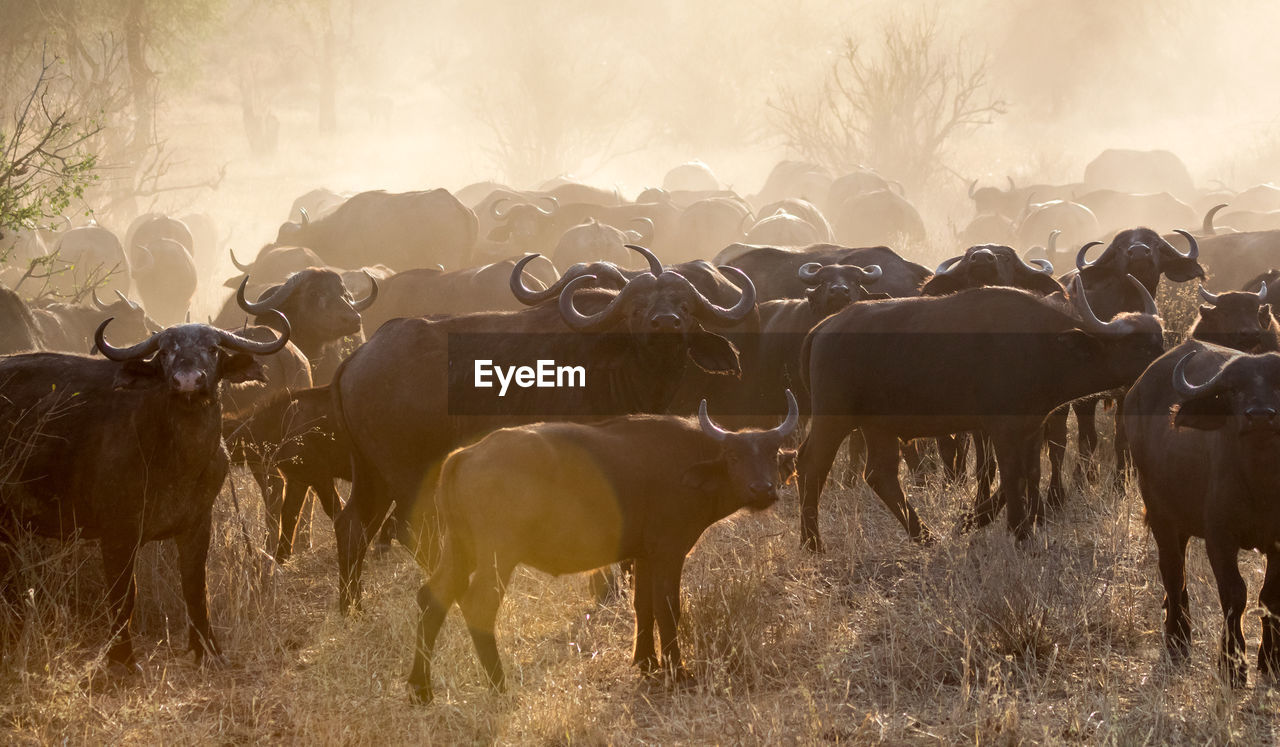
left=797, top=416, right=857, bottom=552
left=250, top=464, right=283, bottom=556
left=314, top=478, right=342, bottom=520
left=1112, top=397, right=1130, bottom=490
left=961, top=433, right=1005, bottom=533
left=458, top=554, right=515, bottom=692
left=901, top=440, right=927, bottom=488
left=1153, top=528, right=1191, bottom=662
left=864, top=430, right=932, bottom=542
left=937, top=434, right=968, bottom=483
left=632, top=557, right=657, bottom=672
left=1259, top=550, right=1280, bottom=676
left=176, top=515, right=220, bottom=665
left=409, top=535, right=473, bottom=704
left=1073, top=399, right=1100, bottom=480
left=335, top=454, right=390, bottom=614
left=1206, top=535, right=1249, bottom=687
left=652, top=557, right=690, bottom=681
left=276, top=478, right=309, bottom=563
left=988, top=430, right=1036, bottom=539
left=99, top=540, right=140, bottom=670
left=1044, top=405, right=1070, bottom=508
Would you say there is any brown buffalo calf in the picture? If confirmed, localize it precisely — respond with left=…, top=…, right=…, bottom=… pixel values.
left=407, top=392, right=799, bottom=704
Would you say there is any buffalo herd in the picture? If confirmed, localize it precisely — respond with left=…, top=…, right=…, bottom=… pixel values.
left=6, top=149, right=1280, bottom=699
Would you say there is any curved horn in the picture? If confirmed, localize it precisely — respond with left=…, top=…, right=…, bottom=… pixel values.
left=1198, top=284, right=1221, bottom=305
left=858, top=264, right=883, bottom=282
left=216, top=310, right=292, bottom=355
left=236, top=275, right=295, bottom=315
left=1170, top=228, right=1200, bottom=261
left=696, top=266, right=757, bottom=325
left=1070, top=276, right=1122, bottom=335
left=771, top=389, right=800, bottom=438
left=491, top=196, right=513, bottom=220
left=1202, top=203, right=1227, bottom=235
left=298, top=206, right=310, bottom=226
left=625, top=244, right=664, bottom=277
left=968, top=179, right=978, bottom=199
left=1258, top=281, right=1269, bottom=303
left=797, top=262, right=823, bottom=283
left=1172, top=350, right=1227, bottom=399
left=91, top=288, right=110, bottom=311
left=698, top=398, right=731, bottom=442
left=1007, top=176, right=1016, bottom=191
left=536, top=195, right=558, bottom=215
left=1029, top=258, right=1055, bottom=273
left=558, top=274, right=630, bottom=331
left=94, top=318, right=160, bottom=361
left=629, top=216, right=655, bottom=245
left=1075, top=240, right=1105, bottom=271
left=1129, top=274, right=1159, bottom=316
left=1047, top=229, right=1060, bottom=254
left=935, top=255, right=963, bottom=275
left=114, top=289, right=140, bottom=311
left=510, top=253, right=558, bottom=305
left=229, top=247, right=252, bottom=272
left=351, top=271, right=378, bottom=311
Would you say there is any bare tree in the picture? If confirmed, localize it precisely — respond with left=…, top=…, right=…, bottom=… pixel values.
left=0, top=50, right=99, bottom=234
left=769, top=14, right=1006, bottom=189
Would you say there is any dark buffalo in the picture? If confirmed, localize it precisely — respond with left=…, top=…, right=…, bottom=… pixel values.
left=922, top=245, right=1060, bottom=297
left=228, top=269, right=377, bottom=384
left=0, top=317, right=289, bottom=670
left=1189, top=284, right=1279, bottom=353
left=1041, top=227, right=1204, bottom=505
left=826, top=169, right=902, bottom=214
left=331, top=248, right=756, bottom=612
left=753, top=160, right=832, bottom=207
left=1125, top=345, right=1280, bottom=686
left=797, top=277, right=1165, bottom=549
left=357, top=255, right=560, bottom=333
left=223, top=386, right=347, bottom=562
left=958, top=213, right=1018, bottom=248
left=276, top=189, right=477, bottom=271
left=408, top=391, right=798, bottom=703
left=716, top=244, right=929, bottom=301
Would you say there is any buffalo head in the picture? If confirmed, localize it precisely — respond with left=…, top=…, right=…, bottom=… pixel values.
left=1076, top=227, right=1203, bottom=292
left=796, top=261, right=885, bottom=316
left=1173, top=350, right=1280, bottom=435
left=924, top=245, right=1059, bottom=297
left=95, top=313, right=290, bottom=401
left=1192, top=284, right=1276, bottom=353
left=688, top=389, right=800, bottom=510
left=236, top=268, right=376, bottom=355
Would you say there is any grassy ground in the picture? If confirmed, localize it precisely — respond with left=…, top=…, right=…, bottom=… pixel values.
left=3, top=434, right=1280, bottom=745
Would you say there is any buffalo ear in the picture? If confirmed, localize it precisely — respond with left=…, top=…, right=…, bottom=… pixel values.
left=486, top=224, right=512, bottom=242
left=219, top=352, right=268, bottom=384
left=919, top=272, right=963, bottom=297
left=1260, top=304, right=1273, bottom=329
left=112, top=359, right=161, bottom=390
left=1161, top=253, right=1206, bottom=282
left=681, top=459, right=727, bottom=492
left=1057, top=330, right=1101, bottom=359
left=1172, top=395, right=1230, bottom=430
left=1021, top=270, right=1065, bottom=296
left=688, top=332, right=741, bottom=376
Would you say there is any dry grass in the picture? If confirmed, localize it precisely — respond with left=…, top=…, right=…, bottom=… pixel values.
left=4, top=435, right=1280, bottom=745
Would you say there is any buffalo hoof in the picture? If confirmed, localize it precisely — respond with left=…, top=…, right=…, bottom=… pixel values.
left=634, top=654, right=660, bottom=675
left=408, top=681, right=434, bottom=705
